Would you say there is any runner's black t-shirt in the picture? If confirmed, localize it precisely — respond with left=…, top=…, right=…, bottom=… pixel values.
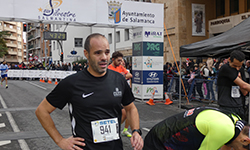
left=217, top=63, right=243, bottom=107
left=46, top=68, right=134, bottom=150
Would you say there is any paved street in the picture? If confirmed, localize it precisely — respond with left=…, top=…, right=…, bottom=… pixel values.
left=0, top=80, right=216, bottom=150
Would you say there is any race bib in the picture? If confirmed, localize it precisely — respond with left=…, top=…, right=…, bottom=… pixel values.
left=231, top=86, right=240, bottom=98
left=91, top=118, right=119, bottom=143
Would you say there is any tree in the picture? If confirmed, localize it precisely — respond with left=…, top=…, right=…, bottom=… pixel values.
left=0, top=31, right=10, bottom=58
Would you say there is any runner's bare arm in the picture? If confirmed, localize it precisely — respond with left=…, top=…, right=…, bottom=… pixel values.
left=124, top=102, right=143, bottom=150
left=234, top=77, right=249, bottom=96
left=35, top=98, right=85, bottom=150
left=125, top=72, right=133, bottom=80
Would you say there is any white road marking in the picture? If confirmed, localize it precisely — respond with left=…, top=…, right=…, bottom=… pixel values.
left=142, top=127, right=150, bottom=132
left=25, top=81, right=47, bottom=90
left=0, top=140, right=11, bottom=146
left=0, top=94, right=30, bottom=150
left=0, top=123, right=5, bottom=128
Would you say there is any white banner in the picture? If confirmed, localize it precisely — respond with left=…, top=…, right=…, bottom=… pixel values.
left=0, top=0, right=163, bottom=28
left=7, top=70, right=76, bottom=79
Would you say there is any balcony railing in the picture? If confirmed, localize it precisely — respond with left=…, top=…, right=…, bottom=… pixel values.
left=28, top=45, right=34, bottom=49
left=5, top=36, right=17, bottom=40
left=8, top=51, right=18, bottom=55
left=4, top=27, right=16, bottom=32
left=28, top=35, right=34, bottom=40
left=5, top=58, right=18, bottom=63
left=6, top=43, right=17, bottom=48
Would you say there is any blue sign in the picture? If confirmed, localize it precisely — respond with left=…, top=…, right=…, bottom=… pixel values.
left=142, top=71, right=163, bottom=84
left=132, top=70, right=142, bottom=84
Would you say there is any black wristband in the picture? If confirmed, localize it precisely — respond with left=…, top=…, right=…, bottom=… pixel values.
left=132, top=129, right=142, bottom=136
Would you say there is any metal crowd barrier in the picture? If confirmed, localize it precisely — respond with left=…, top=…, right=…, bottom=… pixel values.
left=7, top=69, right=77, bottom=79
left=164, top=75, right=217, bottom=102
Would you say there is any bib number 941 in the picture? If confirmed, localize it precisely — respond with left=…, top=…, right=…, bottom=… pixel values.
left=91, top=118, right=120, bottom=143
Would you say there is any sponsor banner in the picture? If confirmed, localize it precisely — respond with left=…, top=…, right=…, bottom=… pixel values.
left=97, top=0, right=163, bottom=28
left=132, top=70, right=142, bottom=84
left=132, top=83, right=142, bottom=99
left=1, top=0, right=163, bottom=28
left=132, top=83, right=163, bottom=99
left=132, top=56, right=143, bottom=70
left=133, top=42, right=163, bottom=56
left=143, top=56, right=163, bottom=70
left=133, top=27, right=164, bottom=42
left=143, top=42, right=163, bottom=56
left=11, top=0, right=96, bottom=24
left=143, top=71, right=163, bottom=84
left=142, top=84, right=163, bottom=99
left=132, top=42, right=143, bottom=56
left=7, top=70, right=76, bottom=79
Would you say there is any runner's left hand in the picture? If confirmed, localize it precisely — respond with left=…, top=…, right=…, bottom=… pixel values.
left=130, top=132, right=143, bottom=150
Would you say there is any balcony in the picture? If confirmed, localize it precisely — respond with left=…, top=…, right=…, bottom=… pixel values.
left=35, top=33, right=41, bottom=39
left=5, top=36, right=17, bottom=40
left=5, top=58, right=18, bottom=63
left=4, top=27, right=16, bottom=33
left=17, top=37, right=22, bottom=41
left=6, top=43, right=17, bottom=48
left=18, top=52, right=22, bottom=56
left=28, top=45, right=34, bottom=49
left=5, top=21, right=16, bottom=25
left=8, top=51, right=18, bottom=55
left=28, top=35, right=34, bottom=41
left=35, top=44, right=41, bottom=49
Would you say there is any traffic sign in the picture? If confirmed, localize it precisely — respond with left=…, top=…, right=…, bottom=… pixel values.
left=29, top=57, right=33, bottom=61
left=34, top=56, right=38, bottom=60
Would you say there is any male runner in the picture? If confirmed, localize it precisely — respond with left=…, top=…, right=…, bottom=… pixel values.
left=36, top=33, right=143, bottom=150
left=0, top=60, right=8, bottom=88
left=108, top=51, right=132, bottom=80
left=218, top=50, right=248, bottom=120
left=108, top=51, right=133, bottom=137
left=144, top=107, right=250, bottom=150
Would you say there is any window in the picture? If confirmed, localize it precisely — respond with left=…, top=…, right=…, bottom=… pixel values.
left=0, top=22, right=2, bottom=26
left=116, top=31, right=120, bottom=43
left=74, top=38, right=83, bottom=47
left=230, top=0, right=239, bottom=14
left=108, top=33, right=112, bottom=44
left=248, top=0, right=250, bottom=11
left=17, top=26, right=21, bottom=30
left=125, top=29, right=130, bottom=41
left=9, top=25, right=13, bottom=29
left=216, top=0, right=225, bottom=17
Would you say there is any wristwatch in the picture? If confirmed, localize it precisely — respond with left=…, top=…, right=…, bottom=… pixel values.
left=132, top=129, right=142, bottom=136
